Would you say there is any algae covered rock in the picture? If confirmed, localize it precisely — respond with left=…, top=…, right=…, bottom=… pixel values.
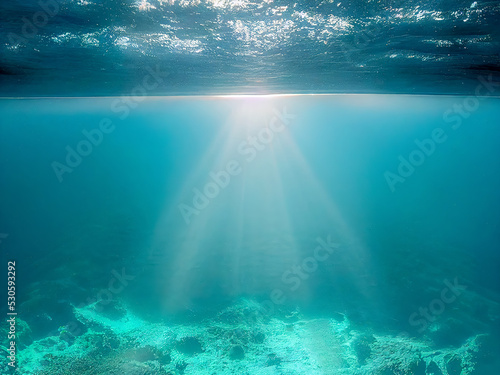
left=175, top=360, right=188, bottom=373
left=446, top=356, right=462, bottom=375
left=114, top=361, right=155, bottom=375
left=87, top=331, right=120, bottom=355
left=464, top=334, right=500, bottom=374
left=127, top=345, right=162, bottom=362
left=428, top=317, right=475, bottom=347
left=229, top=345, right=245, bottom=360
left=159, top=351, right=172, bottom=365
left=473, top=333, right=500, bottom=362
left=353, top=333, right=375, bottom=365
left=409, top=357, right=426, bottom=375
left=426, top=360, right=443, bottom=375
left=266, top=353, right=282, bottom=367
left=252, top=331, right=265, bottom=344
left=95, top=300, right=127, bottom=320
left=175, top=336, right=203, bottom=355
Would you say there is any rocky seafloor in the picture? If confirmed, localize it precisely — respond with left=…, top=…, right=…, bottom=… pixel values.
left=3, top=296, right=499, bottom=375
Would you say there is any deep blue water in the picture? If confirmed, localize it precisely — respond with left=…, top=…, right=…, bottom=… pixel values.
left=1, top=94, right=499, bottom=374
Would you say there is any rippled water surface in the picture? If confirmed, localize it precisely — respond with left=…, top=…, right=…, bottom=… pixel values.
left=1, top=0, right=499, bottom=95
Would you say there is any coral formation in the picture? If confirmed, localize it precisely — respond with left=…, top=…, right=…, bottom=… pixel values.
left=10, top=298, right=499, bottom=375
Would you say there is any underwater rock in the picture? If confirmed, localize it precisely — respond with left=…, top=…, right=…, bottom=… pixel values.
left=331, top=311, right=346, bottom=322
left=428, top=318, right=474, bottom=347
left=87, top=332, right=120, bottom=355
left=229, top=328, right=248, bottom=345
left=16, top=294, right=499, bottom=375
left=116, top=361, right=155, bottom=375
left=282, top=310, right=301, bottom=323
left=229, top=345, right=245, bottom=360
left=175, top=336, right=203, bottom=355
left=142, top=360, right=169, bottom=375
left=58, top=325, right=76, bottom=345
left=353, top=333, right=375, bottom=365
left=445, top=356, right=462, bottom=375
left=159, top=351, right=172, bottom=365
left=378, top=366, right=397, bottom=375
left=426, top=360, right=443, bottom=375
left=409, top=357, right=427, bottom=375
left=228, top=327, right=262, bottom=347
left=252, top=331, right=265, bottom=344
left=217, top=310, right=240, bottom=324
left=474, top=333, right=500, bottom=362
left=129, top=345, right=161, bottom=362
left=367, top=333, right=426, bottom=374
left=465, top=334, right=500, bottom=374
left=175, top=360, right=188, bottom=373
left=20, top=296, right=77, bottom=340
left=266, top=353, right=282, bottom=367
left=216, top=299, right=272, bottom=325
left=95, top=300, right=127, bottom=320
left=38, top=336, right=59, bottom=348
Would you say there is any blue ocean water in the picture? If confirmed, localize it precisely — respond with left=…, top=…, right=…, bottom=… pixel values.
left=1, top=94, right=499, bottom=374
left=1, top=0, right=500, bottom=373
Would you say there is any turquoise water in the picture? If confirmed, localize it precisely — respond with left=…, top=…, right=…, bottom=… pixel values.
left=1, top=94, right=499, bottom=374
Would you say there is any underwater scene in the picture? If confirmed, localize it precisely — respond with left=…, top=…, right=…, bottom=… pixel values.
left=1, top=94, right=499, bottom=374
left=1, top=0, right=500, bottom=374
